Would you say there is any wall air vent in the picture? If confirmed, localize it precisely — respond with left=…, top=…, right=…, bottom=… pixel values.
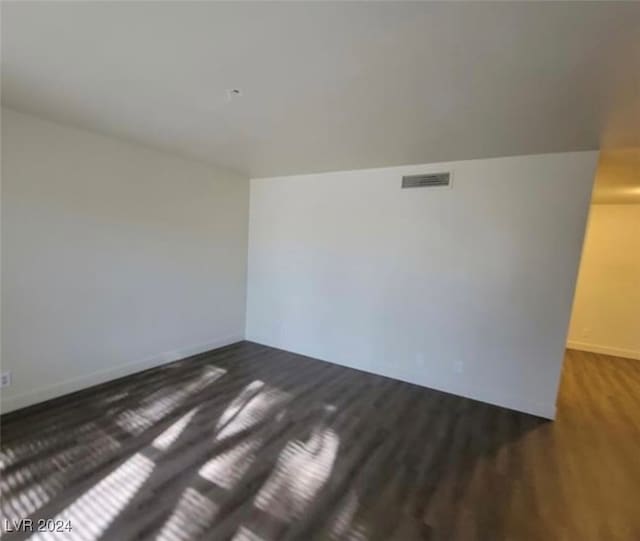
left=401, top=172, right=451, bottom=189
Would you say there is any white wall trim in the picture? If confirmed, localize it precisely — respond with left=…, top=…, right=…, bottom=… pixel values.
left=567, top=341, right=640, bottom=361
left=0, top=335, right=244, bottom=414
left=248, top=337, right=556, bottom=419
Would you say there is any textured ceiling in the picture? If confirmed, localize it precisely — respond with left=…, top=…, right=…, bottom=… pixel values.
left=2, top=1, right=639, bottom=177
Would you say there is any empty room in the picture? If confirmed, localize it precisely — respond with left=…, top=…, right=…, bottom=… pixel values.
left=1, top=2, right=639, bottom=540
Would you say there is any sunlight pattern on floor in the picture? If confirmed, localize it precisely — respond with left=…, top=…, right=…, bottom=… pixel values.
left=156, top=380, right=292, bottom=541
left=203, top=380, right=291, bottom=484
left=199, top=437, right=264, bottom=490
left=152, top=408, right=199, bottom=451
left=215, top=381, right=265, bottom=432
left=230, top=405, right=339, bottom=540
left=115, top=366, right=225, bottom=436
left=1, top=366, right=226, bottom=528
left=155, top=487, right=219, bottom=541
left=329, top=489, right=362, bottom=539
left=1, top=425, right=123, bottom=523
left=25, top=385, right=210, bottom=540
left=29, top=453, right=154, bottom=541
left=7, top=343, right=627, bottom=540
left=233, top=526, right=267, bottom=541
left=253, top=425, right=339, bottom=522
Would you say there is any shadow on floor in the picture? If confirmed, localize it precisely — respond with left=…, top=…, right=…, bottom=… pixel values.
left=1, top=341, right=548, bottom=541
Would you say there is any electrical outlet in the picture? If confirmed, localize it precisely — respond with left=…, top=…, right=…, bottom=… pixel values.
left=454, top=361, right=464, bottom=374
left=1, top=371, right=11, bottom=388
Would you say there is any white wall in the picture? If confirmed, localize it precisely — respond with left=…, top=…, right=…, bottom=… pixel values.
left=246, top=152, right=598, bottom=418
left=568, top=204, right=640, bottom=360
left=1, top=108, right=249, bottom=412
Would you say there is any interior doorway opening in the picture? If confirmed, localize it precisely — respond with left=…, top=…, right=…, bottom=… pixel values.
left=567, top=148, right=640, bottom=362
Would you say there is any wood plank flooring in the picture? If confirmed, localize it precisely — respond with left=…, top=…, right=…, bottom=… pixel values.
left=1, top=342, right=639, bottom=540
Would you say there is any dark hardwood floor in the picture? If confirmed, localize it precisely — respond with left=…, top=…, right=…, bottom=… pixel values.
left=1, top=342, right=639, bottom=540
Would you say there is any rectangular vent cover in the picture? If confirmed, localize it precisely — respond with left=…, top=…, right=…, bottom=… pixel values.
left=401, top=172, right=450, bottom=189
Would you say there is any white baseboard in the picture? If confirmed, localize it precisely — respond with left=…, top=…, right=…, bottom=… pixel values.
left=0, top=335, right=244, bottom=414
left=567, top=341, right=640, bottom=361
left=247, top=336, right=556, bottom=420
